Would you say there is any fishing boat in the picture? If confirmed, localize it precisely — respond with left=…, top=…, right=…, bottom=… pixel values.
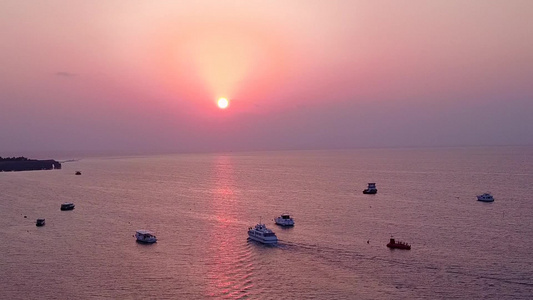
left=275, top=213, right=295, bottom=226
left=60, top=202, right=75, bottom=211
left=135, top=230, right=157, bottom=243
left=363, top=183, right=377, bottom=194
left=248, top=222, right=278, bottom=244
left=477, top=193, right=494, bottom=202
left=386, top=237, right=411, bottom=250
left=36, top=218, right=45, bottom=226
left=75, top=171, right=81, bottom=175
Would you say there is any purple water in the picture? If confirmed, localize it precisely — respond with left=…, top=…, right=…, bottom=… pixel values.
left=1, top=146, right=532, bottom=299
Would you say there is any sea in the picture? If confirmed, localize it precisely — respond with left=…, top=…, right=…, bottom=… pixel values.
left=1, top=146, right=532, bottom=299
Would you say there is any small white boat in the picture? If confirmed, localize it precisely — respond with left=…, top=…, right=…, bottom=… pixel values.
left=60, top=202, right=75, bottom=211
left=248, top=223, right=278, bottom=244
left=135, top=230, right=157, bottom=243
left=477, top=193, right=494, bottom=202
left=275, top=213, right=295, bottom=226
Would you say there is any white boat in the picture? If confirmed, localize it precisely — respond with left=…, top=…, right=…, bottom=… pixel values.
left=275, top=213, right=295, bottom=226
left=60, top=202, right=75, bottom=211
left=477, top=193, right=494, bottom=202
left=135, top=230, right=157, bottom=243
left=248, top=223, right=278, bottom=244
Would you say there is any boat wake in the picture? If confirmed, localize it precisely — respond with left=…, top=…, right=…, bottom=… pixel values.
left=275, top=240, right=533, bottom=289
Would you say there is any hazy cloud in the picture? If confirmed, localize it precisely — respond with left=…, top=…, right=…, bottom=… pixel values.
left=55, top=72, right=77, bottom=77
left=1, top=1, right=532, bottom=155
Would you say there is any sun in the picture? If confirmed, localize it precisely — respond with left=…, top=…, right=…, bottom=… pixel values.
left=217, top=97, right=229, bottom=109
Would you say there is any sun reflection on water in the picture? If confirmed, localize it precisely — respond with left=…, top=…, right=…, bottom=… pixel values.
left=205, top=156, right=254, bottom=298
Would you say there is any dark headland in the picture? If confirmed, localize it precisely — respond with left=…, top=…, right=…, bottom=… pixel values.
left=0, top=156, right=61, bottom=172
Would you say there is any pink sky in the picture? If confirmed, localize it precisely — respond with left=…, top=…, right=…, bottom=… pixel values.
left=1, top=0, right=532, bottom=155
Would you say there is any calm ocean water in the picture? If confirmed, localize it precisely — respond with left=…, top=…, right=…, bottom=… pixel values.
left=1, top=146, right=532, bottom=299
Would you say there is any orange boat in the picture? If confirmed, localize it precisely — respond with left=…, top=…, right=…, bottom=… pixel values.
left=386, top=237, right=411, bottom=250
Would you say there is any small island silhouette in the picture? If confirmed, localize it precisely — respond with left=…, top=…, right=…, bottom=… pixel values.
left=0, top=156, right=61, bottom=172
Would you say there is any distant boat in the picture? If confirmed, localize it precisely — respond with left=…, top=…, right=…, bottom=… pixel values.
left=387, top=237, right=411, bottom=250
left=477, top=193, right=494, bottom=202
left=363, top=183, right=377, bottom=194
left=275, top=213, right=295, bottom=226
left=135, top=230, right=157, bottom=243
left=36, top=218, right=45, bottom=227
left=60, top=202, right=75, bottom=211
left=75, top=171, right=81, bottom=175
left=248, top=222, right=278, bottom=244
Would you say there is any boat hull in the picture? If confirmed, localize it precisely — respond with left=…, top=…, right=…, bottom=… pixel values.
left=247, top=232, right=278, bottom=244
left=275, top=222, right=294, bottom=227
left=387, top=243, right=411, bottom=250
left=477, top=199, right=494, bottom=202
left=363, top=190, right=377, bottom=194
left=136, top=238, right=157, bottom=244
left=275, top=219, right=294, bottom=226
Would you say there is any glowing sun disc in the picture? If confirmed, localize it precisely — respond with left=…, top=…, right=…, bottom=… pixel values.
left=217, top=98, right=229, bottom=109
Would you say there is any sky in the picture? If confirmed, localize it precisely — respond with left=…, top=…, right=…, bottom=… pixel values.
left=1, top=0, right=532, bottom=156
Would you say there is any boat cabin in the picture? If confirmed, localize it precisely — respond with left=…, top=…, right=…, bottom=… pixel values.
left=136, top=230, right=156, bottom=238
left=249, top=224, right=276, bottom=236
